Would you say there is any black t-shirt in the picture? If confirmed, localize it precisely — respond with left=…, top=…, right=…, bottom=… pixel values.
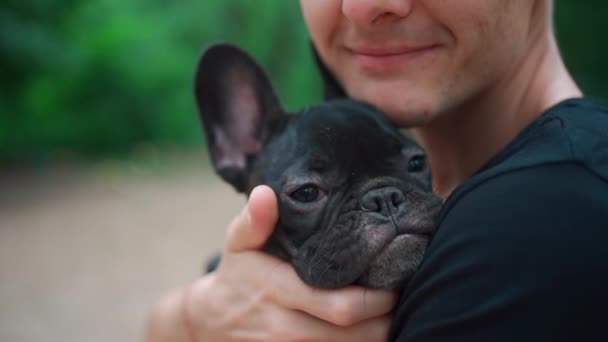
left=390, top=97, right=608, bottom=341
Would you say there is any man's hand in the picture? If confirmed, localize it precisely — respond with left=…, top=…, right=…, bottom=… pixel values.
left=145, top=185, right=396, bottom=342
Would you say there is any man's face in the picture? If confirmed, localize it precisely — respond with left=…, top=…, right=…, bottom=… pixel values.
left=300, top=1, right=539, bottom=126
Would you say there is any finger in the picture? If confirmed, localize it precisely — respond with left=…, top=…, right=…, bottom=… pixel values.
left=276, top=310, right=391, bottom=342
left=309, top=314, right=391, bottom=342
left=267, top=263, right=398, bottom=326
left=289, top=286, right=397, bottom=327
left=225, top=185, right=279, bottom=253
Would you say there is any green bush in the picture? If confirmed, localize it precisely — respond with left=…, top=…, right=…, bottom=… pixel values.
left=0, top=1, right=320, bottom=162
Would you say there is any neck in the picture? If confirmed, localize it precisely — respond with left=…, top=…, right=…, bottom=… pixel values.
left=413, top=11, right=582, bottom=199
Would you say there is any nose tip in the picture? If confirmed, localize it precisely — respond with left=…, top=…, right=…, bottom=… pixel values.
left=361, top=187, right=406, bottom=215
left=342, top=0, right=413, bottom=26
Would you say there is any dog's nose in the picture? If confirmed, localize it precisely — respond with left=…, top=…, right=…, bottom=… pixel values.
left=361, top=187, right=406, bottom=216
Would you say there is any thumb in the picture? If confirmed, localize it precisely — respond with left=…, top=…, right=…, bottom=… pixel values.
left=224, top=185, right=278, bottom=253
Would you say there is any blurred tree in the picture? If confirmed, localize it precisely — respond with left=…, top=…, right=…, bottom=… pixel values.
left=555, top=2, right=608, bottom=98
left=0, top=0, right=320, bottom=163
left=0, top=1, right=605, bottom=163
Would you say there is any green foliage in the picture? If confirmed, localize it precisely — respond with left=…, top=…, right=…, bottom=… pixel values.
left=555, top=2, right=608, bottom=98
left=0, top=1, right=606, bottom=163
left=0, top=0, right=320, bottom=162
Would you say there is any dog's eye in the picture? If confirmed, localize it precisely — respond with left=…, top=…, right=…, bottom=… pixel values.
left=408, top=155, right=426, bottom=173
left=290, top=185, right=322, bottom=203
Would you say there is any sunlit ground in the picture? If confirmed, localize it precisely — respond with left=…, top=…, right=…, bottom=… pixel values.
left=0, top=151, right=244, bottom=341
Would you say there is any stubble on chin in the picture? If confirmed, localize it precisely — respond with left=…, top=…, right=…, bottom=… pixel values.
left=359, top=89, right=441, bottom=128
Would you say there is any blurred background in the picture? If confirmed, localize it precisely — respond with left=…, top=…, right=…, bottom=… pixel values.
left=1, top=1, right=606, bottom=341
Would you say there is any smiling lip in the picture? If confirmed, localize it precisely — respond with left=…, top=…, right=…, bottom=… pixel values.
left=347, top=45, right=439, bottom=72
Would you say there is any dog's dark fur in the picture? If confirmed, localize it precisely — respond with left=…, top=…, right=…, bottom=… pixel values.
left=195, top=43, right=441, bottom=289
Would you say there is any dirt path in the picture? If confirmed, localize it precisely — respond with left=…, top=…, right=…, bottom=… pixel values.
left=0, top=162, right=243, bottom=342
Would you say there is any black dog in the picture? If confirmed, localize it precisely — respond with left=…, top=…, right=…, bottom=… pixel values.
left=195, top=43, right=442, bottom=290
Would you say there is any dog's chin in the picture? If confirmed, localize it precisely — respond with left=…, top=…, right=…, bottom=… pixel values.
left=292, top=228, right=431, bottom=290
left=356, top=234, right=429, bottom=290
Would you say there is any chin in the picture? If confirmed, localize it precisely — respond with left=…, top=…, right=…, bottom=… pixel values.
left=372, top=98, right=439, bottom=128
left=356, top=234, right=429, bottom=290
left=386, top=107, right=437, bottom=128
left=351, top=87, right=441, bottom=128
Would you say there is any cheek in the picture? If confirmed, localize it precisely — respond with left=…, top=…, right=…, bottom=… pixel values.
left=441, top=1, right=531, bottom=70
left=424, top=2, right=530, bottom=107
left=299, top=0, right=341, bottom=49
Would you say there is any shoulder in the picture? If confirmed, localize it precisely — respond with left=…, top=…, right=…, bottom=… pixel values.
left=431, top=96, right=608, bottom=256
left=390, top=162, right=608, bottom=341
left=433, top=160, right=608, bottom=292
left=389, top=98, right=608, bottom=341
left=442, top=161, right=608, bottom=231
left=467, top=97, right=608, bottom=189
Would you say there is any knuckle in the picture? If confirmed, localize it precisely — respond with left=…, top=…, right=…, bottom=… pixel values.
left=147, top=291, right=178, bottom=323
left=328, top=299, right=357, bottom=326
left=191, top=276, right=221, bottom=315
left=259, top=280, right=279, bottom=303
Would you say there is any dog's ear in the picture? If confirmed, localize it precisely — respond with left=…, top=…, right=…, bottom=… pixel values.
left=195, top=43, right=284, bottom=193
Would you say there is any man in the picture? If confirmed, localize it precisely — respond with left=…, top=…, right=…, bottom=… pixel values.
left=146, top=1, right=608, bottom=341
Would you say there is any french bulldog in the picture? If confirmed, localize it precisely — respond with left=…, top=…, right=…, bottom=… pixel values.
left=195, top=43, right=442, bottom=290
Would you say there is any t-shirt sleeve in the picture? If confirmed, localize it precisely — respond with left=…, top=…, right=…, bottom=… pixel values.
left=390, top=163, right=608, bottom=342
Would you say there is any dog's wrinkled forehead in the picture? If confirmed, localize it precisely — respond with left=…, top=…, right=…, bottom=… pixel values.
left=292, top=101, right=405, bottom=164
left=253, top=100, right=419, bottom=189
